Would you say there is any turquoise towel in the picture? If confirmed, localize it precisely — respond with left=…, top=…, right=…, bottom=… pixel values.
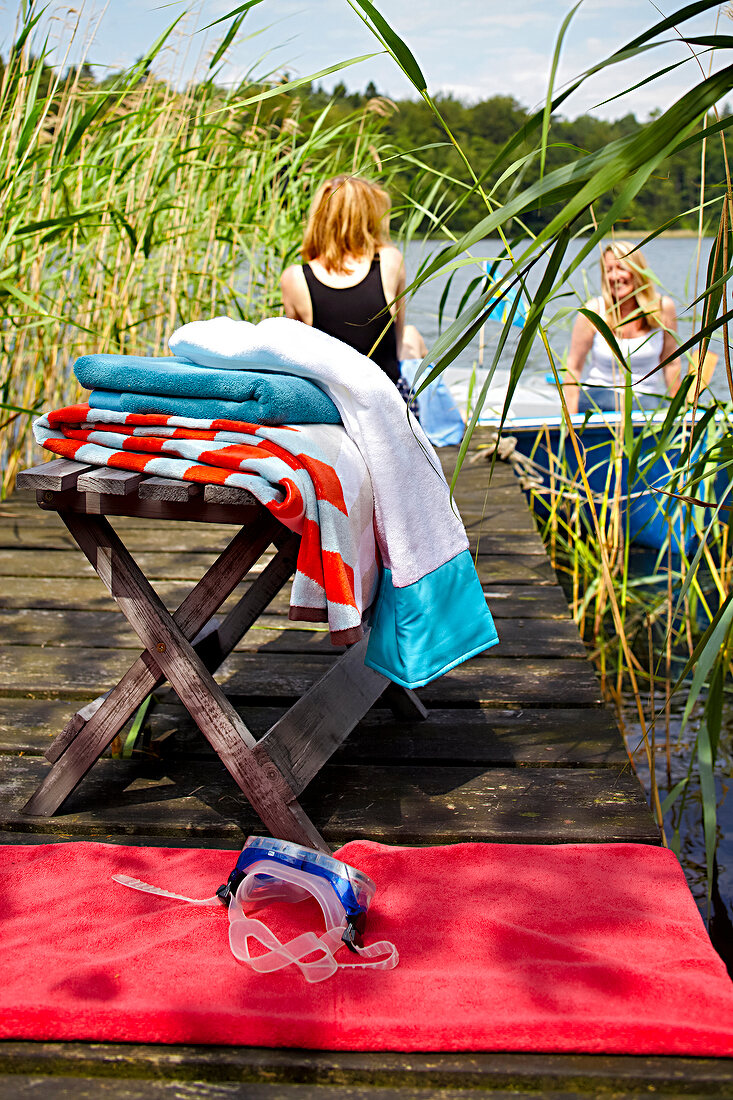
left=88, top=388, right=342, bottom=425
left=74, top=354, right=340, bottom=425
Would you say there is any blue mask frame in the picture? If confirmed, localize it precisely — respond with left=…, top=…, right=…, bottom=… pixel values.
left=216, top=836, right=376, bottom=951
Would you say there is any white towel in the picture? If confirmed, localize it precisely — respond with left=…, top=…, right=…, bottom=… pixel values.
left=170, top=316, right=467, bottom=587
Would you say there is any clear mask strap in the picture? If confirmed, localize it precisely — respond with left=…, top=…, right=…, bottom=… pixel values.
left=113, top=872, right=399, bottom=982
left=112, top=874, right=220, bottom=906
left=320, top=927, right=399, bottom=971
left=229, top=918, right=398, bottom=983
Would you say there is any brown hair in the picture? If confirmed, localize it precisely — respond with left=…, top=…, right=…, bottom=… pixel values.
left=601, top=240, right=663, bottom=329
left=302, top=175, right=391, bottom=274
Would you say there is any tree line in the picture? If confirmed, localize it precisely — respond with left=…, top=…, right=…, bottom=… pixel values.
left=299, top=80, right=729, bottom=236
left=4, top=52, right=726, bottom=238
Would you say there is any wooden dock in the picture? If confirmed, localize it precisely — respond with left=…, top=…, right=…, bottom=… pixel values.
left=0, top=431, right=727, bottom=1097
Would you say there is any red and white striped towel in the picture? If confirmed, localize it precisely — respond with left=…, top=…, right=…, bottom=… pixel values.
left=33, top=405, right=378, bottom=645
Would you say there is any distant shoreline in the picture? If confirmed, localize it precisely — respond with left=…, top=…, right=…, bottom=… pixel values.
left=605, top=229, right=712, bottom=239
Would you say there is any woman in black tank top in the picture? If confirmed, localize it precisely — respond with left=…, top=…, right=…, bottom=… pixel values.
left=302, top=255, right=400, bottom=382
left=280, top=175, right=409, bottom=388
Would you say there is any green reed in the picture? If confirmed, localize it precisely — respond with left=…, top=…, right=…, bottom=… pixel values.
left=344, top=0, right=733, bottom=910
left=0, top=1, right=395, bottom=493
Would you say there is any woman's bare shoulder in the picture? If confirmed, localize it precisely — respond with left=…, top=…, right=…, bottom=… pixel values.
left=659, top=294, right=677, bottom=320
left=378, top=245, right=405, bottom=272
left=583, top=295, right=605, bottom=317
left=280, top=263, right=312, bottom=322
left=281, top=263, right=306, bottom=288
left=572, top=297, right=603, bottom=334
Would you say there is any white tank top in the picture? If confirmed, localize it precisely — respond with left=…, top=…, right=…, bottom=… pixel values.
left=585, top=321, right=665, bottom=396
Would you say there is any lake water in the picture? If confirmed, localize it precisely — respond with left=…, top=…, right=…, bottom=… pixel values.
left=402, top=236, right=724, bottom=418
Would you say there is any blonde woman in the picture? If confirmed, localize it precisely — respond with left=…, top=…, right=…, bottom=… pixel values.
left=281, top=175, right=422, bottom=394
left=564, top=242, right=680, bottom=414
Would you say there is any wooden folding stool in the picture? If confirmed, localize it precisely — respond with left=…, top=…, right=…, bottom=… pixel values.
left=16, top=458, right=427, bottom=852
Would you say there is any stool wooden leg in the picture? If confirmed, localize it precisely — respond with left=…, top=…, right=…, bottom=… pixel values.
left=42, top=518, right=280, bottom=770
left=25, top=515, right=281, bottom=815
left=258, top=633, right=389, bottom=796
left=30, top=512, right=328, bottom=850
left=194, top=532, right=301, bottom=667
left=381, top=683, right=429, bottom=720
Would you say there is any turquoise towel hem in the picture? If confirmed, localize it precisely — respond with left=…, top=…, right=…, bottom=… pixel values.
left=364, top=632, right=499, bottom=689
left=364, top=549, right=499, bottom=689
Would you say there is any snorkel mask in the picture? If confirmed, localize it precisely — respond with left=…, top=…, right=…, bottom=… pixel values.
left=114, top=836, right=398, bottom=984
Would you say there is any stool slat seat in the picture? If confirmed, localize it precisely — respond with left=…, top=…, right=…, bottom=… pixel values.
left=139, top=476, right=202, bottom=501
left=76, top=467, right=143, bottom=495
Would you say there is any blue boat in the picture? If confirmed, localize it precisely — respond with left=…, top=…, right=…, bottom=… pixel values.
left=501, top=411, right=721, bottom=554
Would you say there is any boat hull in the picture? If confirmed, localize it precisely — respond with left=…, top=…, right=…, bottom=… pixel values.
left=505, top=413, right=705, bottom=553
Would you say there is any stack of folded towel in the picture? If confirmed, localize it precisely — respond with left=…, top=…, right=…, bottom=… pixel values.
left=75, top=353, right=341, bottom=426
left=34, top=319, right=498, bottom=689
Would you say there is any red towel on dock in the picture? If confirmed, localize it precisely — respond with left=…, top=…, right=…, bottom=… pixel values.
left=1, top=839, right=732, bottom=1055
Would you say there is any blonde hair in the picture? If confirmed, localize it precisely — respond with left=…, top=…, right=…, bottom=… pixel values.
left=302, top=175, right=391, bottom=274
left=601, top=241, right=663, bottom=329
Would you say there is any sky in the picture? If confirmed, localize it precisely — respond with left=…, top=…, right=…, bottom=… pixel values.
left=0, top=1, right=728, bottom=121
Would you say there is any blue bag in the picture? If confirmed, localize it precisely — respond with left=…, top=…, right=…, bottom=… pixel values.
left=399, top=359, right=465, bottom=446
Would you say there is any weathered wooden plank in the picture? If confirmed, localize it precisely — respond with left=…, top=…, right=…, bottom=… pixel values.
left=0, top=757, right=660, bottom=844
left=0, top=831, right=242, bottom=849
left=0, top=543, right=274, bottom=576
left=216, top=654, right=601, bottom=706
left=2, top=498, right=238, bottom=535
left=204, top=534, right=300, bottom=664
left=306, top=764, right=660, bottom=845
left=0, top=521, right=549, bottom=557
left=0, top=1075, right=535, bottom=1099
left=0, top=549, right=556, bottom=586
left=0, top=698, right=98, bottom=755
left=137, top=476, right=202, bottom=502
left=0, top=577, right=571, bottom=617
left=0, top=756, right=247, bottom=838
left=252, top=617, right=586, bottom=659
left=0, top=571, right=568, bottom=617
left=0, top=699, right=626, bottom=767
left=1, top=1043, right=730, bottom=1097
left=0, top=648, right=602, bottom=705
left=485, top=584, right=570, bottom=618
left=468, top=532, right=547, bottom=554
left=0, top=577, right=143, bottom=611
left=35, top=487, right=264, bottom=527
left=0, top=609, right=142, bottom=648
left=0, top=610, right=586, bottom=657
left=455, top=480, right=535, bottom=501
left=460, top=512, right=539, bottom=535
left=204, top=483, right=257, bottom=507
left=16, top=492, right=538, bottom=530
left=0, top=548, right=229, bottom=578
left=76, top=468, right=143, bottom=495
left=0, top=1077, right=494, bottom=1100
left=0, top=526, right=79, bottom=551
left=15, top=459, right=90, bottom=492
left=441, top=455, right=519, bottom=481
left=149, top=703, right=628, bottom=767
left=258, top=634, right=390, bottom=796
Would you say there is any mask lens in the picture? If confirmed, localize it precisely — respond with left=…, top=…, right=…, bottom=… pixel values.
left=240, top=870, right=312, bottom=909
